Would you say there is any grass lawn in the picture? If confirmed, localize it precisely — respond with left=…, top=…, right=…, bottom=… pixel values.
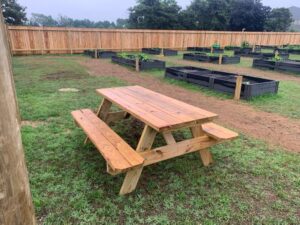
left=14, top=55, right=300, bottom=224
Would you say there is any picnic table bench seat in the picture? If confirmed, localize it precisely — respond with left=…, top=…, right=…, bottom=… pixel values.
left=71, top=109, right=144, bottom=174
left=202, top=123, right=238, bottom=141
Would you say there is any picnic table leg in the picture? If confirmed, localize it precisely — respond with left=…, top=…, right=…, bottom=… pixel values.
left=84, top=98, right=112, bottom=144
left=190, top=125, right=213, bottom=166
left=119, top=125, right=157, bottom=195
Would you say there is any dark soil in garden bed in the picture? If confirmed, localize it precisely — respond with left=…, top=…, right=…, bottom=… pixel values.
left=165, top=66, right=279, bottom=99
left=112, top=55, right=165, bottom=70
left=183, top=53, right=240, bottom=64
left=80, top=58, right=300, bottom=152
left=253, top=59, right=300, bottom=74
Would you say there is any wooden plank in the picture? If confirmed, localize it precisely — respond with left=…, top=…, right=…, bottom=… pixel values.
left=141, top=136, right=216, bottom=166
left=82, top=109, right=144, bottom=165
left=162, top=131, right=176, bottom=144
left=97, top=86, right=217, bottom=131
left=191, top=125, right=213, bottom=167
left=106, top=111, right=128, bottom=124
left=202, top=123, right=238, bottom=141
left=72, top=110, right=144, bottom=171
left=97, top=88, right=177, bottom=131
left=136, top=125, right=157, bottom=152
left=96, top=98, right=112, bottom=120
left=119, top=125, right=157, bottom=195
left=234, top=75, right=243, bottom=100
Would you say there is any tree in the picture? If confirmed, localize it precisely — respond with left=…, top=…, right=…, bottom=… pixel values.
left=0, top=11, right=36, bottom=225
left=229, top=0, right=270, bottom=31
left=116, top=18, right=128, bottom=28
left=181, top=0, right=231, bottom=30
left=265, top=8, right=294, bottom=31
left=29, top=13, right=58, bottom=26
left=128, top=0, right=182, bottom=29
left=1, top=0, right=27, bottom=25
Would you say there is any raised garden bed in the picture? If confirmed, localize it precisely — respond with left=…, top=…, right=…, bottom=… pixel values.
left=83, top=50, right=117, bottom=58
left=187, top=47, right=224, bottom=54
left=183, top=53, right=240, bottom=64
left=253, top=59, right=300, bottom=74
left=98, top=51, right=117, bottom=58
left=165, top=66, right=279, bottom=100
left=142, top=48, right=161, bottom=55
left=163, top=49, right=178, bottom=56
left=234, top=51, right=289, bottom=59
left=141, top=48, right=178, bottom=56
left=112, top=54, right=165, bottom=70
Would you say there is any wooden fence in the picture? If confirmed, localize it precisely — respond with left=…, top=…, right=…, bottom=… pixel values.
left=7, top=26, right=300, bottom=55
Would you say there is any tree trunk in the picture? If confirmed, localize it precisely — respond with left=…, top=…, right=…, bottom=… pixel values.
left=0, top=12, right=36, bottom=225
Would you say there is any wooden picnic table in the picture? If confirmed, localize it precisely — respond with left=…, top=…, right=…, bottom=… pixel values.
left=72, top=85, right=238, bottom=195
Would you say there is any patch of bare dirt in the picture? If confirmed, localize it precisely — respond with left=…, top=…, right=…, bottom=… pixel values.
left=80, top=58, right=300, bottom=153
left=21, top=120, right=46, bottom=128
left=44, top=71, right=84, bottom=80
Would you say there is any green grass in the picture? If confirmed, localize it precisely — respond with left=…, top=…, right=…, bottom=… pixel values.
left=14, top=55, right=300, bottom=224
left=249, top=81, right=300, bottom=119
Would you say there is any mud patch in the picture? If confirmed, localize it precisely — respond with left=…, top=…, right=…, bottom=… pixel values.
left=21, top=120, right=46, bottom=128
left=44, top=71, right=85, bottom=80
left=59, top=88, right=79, bottom=92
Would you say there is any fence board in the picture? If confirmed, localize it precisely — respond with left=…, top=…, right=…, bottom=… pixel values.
left=7, top=26, right=300, bottom=55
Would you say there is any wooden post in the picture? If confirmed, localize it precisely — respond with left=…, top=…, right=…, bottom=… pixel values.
left=234, top=75, right=243, bottom=100
left=0, top=12, right=36, bottom=225
left=218, top=54, right=223, bottom=65
left=210, top=46, right=213, bottom=54
left=94, top=49, right=98, bottom=58
left=135, top=56, right=140, bottom=72
left=159, top=48, right=164, bottom=57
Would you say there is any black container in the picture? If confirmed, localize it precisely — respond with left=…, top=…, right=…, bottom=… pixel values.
left=165, top=66, right=279, bottom=100
left=288, top=49, right=300, bottom=54
left=163, top=49, right=178, bottom=56
left=112, top=55, right=165, bottom=70
left=253, top=59, right=300, bottom=74
left=225, top=46, right=240, bottom=51
left=142, top=48, right=161, bottom=55
left=275, top=60, right=300, bottom=73
left=187, top=47, right=224, bottom=53
left=183, top=53, right=240, bottom=64
left=252, top=59, right=276, bottom=70
left=98, top=51, right=117, bottom=58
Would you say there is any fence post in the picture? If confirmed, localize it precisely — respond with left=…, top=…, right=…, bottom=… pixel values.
left=234, top=75, right=243, bottom=100
left=135, top=56, right=140, bottom=72
left=218, top=54, right=223, bottom=65
left=94, top=49, right=98, bottom=58
left=210, top=46, right=213, bottom=54
left=160, top=48, right=164, bottom=57
left=0, top=12, right=36, bottom=225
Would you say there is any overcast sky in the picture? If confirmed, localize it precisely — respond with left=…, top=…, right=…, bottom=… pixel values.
left=19, top=0, right=300, bottom=22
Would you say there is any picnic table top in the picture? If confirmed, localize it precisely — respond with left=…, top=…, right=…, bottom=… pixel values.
left=97, top=86, right=218, bottom=132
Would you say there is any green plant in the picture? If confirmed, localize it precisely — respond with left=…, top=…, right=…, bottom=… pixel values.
left=136, top=53, right=150, bottom=61
left=241, top=41, right=250, bottom=48
left=274, top=54, right=281, bottom=61
left=212, top=42, right=220, bottom=49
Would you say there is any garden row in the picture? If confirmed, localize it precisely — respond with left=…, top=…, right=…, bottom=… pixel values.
left=253, top=58, right=300, bottom=73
